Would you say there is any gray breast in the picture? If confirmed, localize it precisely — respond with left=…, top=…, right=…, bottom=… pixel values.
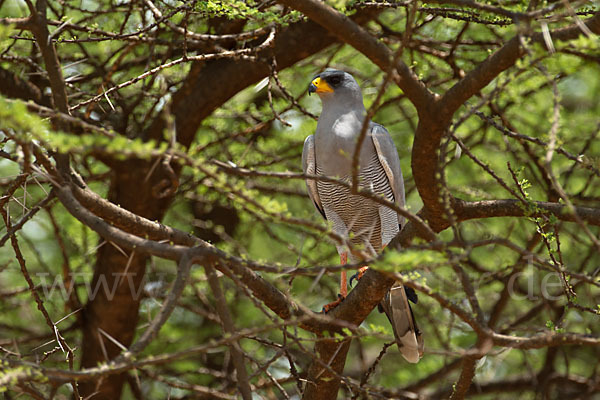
left=316, top=152, right=397, bottom=257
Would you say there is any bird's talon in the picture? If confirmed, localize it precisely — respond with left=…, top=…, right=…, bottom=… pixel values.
left=321, top=294, right=345, bottom=313
left=350, top=266, right=369, bottom=287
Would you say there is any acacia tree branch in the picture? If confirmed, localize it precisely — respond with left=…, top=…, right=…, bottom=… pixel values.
left=302, top=338, right=352, bottom=400
left=449, top=355, right=479, bottom=400
left=0, top=161, right=79, bottom=398
left=59, top=168, right=392, bottom=338
left=455, top=198, right=600, bottom=226
left=0, top=190, right=56, bottom=247
left=0, top=17, right=32, bottom=29
left=27, top=0, right=69, bottom=114
left=142, top=0, right=274, bottom=42
left=59, top=179, right=297, bottom=320
left=36, top=150, right=399, bottom=398
left=124, top=249, right=200, bottom=357
left=69, top=28, right=276, bottom=112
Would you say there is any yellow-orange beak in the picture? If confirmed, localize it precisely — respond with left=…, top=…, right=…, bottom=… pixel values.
left=308, top=77, right=334, bottom=95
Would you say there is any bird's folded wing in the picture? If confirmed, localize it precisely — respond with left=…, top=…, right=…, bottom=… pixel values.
left=380, top=285, right=424, bottom=363
left=302, top=135, right=326, bottom=219
left=370, top=123, right=406, bottom=228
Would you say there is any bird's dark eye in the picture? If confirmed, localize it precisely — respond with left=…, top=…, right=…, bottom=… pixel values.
left=328, top=75, right=342, bottom=86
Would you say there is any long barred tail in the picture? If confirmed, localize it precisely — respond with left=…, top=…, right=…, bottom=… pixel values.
left=379, top=284, right=424, bottom=363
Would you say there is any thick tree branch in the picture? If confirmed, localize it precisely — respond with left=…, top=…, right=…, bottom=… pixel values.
left=27, top=0, right=69, bottom=114
left=449, top=355, right=479, bottom=400
left=455, top=198, right=600, bottom=226
left=43, top=158, right=404, bottom=400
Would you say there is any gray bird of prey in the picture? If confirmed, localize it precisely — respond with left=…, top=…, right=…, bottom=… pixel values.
left=303, top=69, right=423, bottom=363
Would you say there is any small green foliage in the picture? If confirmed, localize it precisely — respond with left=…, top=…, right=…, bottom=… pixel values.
left=0, top=97, right=52, bottom=140
left=545, top=320, right=564, bottom=333
left=43, top=132, right=168, bottom=160
left=196, top=0, right=301, bottom=24
left=0, top=364, right=47, bottom=389
left=0, top=97, right=169, bottom=160
left=570, top=34, right=600, bottom=52
left=368, top=323, right=391, bottom=336
left=0, top=24, right=14, bottom=51
left=257, top=196, right=288, bottom=215
left=512, top=166, right=558, bottom=241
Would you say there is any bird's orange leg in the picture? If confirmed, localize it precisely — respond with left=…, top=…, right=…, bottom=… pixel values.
left=322, top=252, right=348, bottom=313
left=340, top=252, right=348, bottom=297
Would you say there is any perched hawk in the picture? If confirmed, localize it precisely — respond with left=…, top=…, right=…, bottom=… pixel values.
left=303, top=69, right=423, bottom=363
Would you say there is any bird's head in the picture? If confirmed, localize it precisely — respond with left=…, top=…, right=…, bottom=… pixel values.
left=308, top=69, right=363, bottom=105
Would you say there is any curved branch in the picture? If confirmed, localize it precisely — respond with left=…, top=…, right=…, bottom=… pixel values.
left=455, top=198, right=600, bottom=226
left=27, top=0, right=69, bottom=114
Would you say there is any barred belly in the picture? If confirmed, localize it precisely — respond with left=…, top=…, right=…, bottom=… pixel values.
left=316, top=153, right=398, bottom=258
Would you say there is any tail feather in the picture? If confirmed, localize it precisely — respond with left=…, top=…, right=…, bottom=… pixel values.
left=380, top=284, right=424, bottom=363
